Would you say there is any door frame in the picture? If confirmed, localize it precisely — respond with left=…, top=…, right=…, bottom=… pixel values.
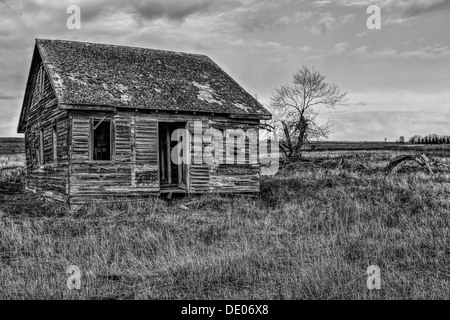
left=157, top=120, right=190, bottom=193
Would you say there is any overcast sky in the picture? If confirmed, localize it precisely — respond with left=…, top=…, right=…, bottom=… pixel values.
left=1, top=0, right=449, bottom=141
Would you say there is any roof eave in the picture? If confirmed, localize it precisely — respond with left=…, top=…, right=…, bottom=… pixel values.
left=60, top=103, right=272, bottom=120
left=17, top=44, right=40, bottom=134
left=17, top=39, right=63, bottom=133
left=60, top=103, right=116, bottom=112
left=228, top=113, right=272, bottom=120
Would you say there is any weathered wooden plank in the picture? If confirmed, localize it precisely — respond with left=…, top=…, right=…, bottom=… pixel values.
left=23, top=61, right=70, bottom=200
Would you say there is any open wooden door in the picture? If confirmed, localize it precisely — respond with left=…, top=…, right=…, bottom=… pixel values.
left=176, top=122, right=189, bottom=190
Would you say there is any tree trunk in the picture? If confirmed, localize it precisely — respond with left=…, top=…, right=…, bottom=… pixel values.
left=281, top=121, right=294, bottom=159
left=294, top=115, right=308, bottom=158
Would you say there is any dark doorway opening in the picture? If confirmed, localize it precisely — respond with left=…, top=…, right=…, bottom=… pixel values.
left=158, top=122, right=188, bottom=192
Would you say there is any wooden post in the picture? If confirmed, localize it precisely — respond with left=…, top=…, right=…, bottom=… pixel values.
left=166, top=127, right=171, bottom=185
left=131, top=115, right=136, bottom=187
left=160, top=126, right=165, bottom=183
left=178, top=134, right=183, bottom=185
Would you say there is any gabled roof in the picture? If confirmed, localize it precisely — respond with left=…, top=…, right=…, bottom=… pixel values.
left=19, top=38, right=270, bottom=132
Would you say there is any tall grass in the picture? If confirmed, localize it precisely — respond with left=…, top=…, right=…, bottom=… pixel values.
left=0, top=152, right=449, bottom=299
left=0, top=154, right=25, bottom=169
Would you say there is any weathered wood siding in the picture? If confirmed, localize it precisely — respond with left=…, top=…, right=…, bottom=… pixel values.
left=24, top=60, right=69, bottom=201
left=210, top=121, right=260, bottom=193
left=135, top=115, right=159, bottom=189
left=188, top=121, right=211, bottom=193
left=188, top=120, right=261, bottom=194
left=69, top=112, right=159, bottom=206
left=65, top=110, right=262, bottom=205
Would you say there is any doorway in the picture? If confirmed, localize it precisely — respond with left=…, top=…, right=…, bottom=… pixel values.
left=158, top=122, right=188, bottom=192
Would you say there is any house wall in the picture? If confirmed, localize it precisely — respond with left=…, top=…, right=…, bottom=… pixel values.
left=188, top=120, right=261, bottom=194
left=69, top=111, right=160, bottom=206
left=24, top=61, right=70, bottom=201
left=68, top=110, right=262, bottom=206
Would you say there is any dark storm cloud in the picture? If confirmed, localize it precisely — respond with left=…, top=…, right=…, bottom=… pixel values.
left=403, top=0, right=450, bottom=17
left=130, top=0, right=214, bottom=21
left=64, top=0, right=220, bottom=22
left=311, top=0, right=450, bottom=22
left=77, top=0, right=226, bottom=23
left=0, top=94, right=20, bottom=100
left=1, top=0, right=220, bottom=24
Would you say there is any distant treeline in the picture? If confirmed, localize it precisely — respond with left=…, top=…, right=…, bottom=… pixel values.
left=0, top=137, right=25, bottom=154
left=409, top=134, right=450, bottom=144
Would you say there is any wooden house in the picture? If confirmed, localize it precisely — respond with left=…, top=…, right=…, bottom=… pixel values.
left=17, top=39, right=272, bottom=207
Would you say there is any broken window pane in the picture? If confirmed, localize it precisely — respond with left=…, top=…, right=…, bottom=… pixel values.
left=93, top=120, right=111, bottom=161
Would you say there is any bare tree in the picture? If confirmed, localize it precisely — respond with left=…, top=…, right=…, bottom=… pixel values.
left=270, top=66, right=346, bottom=160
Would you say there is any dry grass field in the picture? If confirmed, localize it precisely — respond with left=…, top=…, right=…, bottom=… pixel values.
left=0, top=149, right=449, bottom=299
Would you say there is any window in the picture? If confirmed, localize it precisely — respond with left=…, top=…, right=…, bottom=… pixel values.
left=92, top=120, right=111, bottom=161
left=53, top=124, right=57, bottom=162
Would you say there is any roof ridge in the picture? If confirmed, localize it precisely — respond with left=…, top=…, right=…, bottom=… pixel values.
left=35, top=38, right=209, bottom=59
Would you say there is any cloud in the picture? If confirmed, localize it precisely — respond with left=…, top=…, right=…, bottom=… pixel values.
left=341, top=101, right=370, bottom=107
left=235, top=39, right=294, bottom=63
left=230, top=38, right=292, bottom=52
left=329, top=42, right=349, bottom=55
left=312, top=0, right=450, bottom=25
left=312, top=0, right=390, bottom=8
left=402, top=0, right=450, bottom=17
left=232, top=1, right=302, bottom=32
left=341, top=13, right=356, bottom=24
left=382, top=1, right=450, bottom=25
left=239, top=11, right=284, bottom=32
left=321, top=90, right=450, bottom=140
left=292, top=11, right=314, bottom=23
left=356, top=30, right=369, bottom=37
left=348, top=46, right=369, bottom=56
left=0, top=0, right=449, bottom=141
left=396, top=46, right=450, bottom=60
left=0, top=94, right=20, bottom=100
left=130, top=0, right=215, bottom=21
left=348, top=45, right=450, bottom=60
left=0, top=0, right=227, bottom=27
left=310, top=12, right=336, bottom=34
left=306, top=12, right=354, bottom=35
left=328, top=108, right=450, bottom=141
left=337, top=91, right=450, bottom=113
left=299, top=45, right=313, bottom=52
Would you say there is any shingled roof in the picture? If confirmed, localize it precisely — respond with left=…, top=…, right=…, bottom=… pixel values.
left=33, top=38, right=271, bottom=118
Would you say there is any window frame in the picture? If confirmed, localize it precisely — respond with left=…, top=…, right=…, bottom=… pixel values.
left=90, top=118, right=113, bottom=162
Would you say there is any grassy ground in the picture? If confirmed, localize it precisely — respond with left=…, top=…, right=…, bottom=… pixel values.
left=307, top=141, right=450, bottom=154
left=0, top=151, right=449, bottom=299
